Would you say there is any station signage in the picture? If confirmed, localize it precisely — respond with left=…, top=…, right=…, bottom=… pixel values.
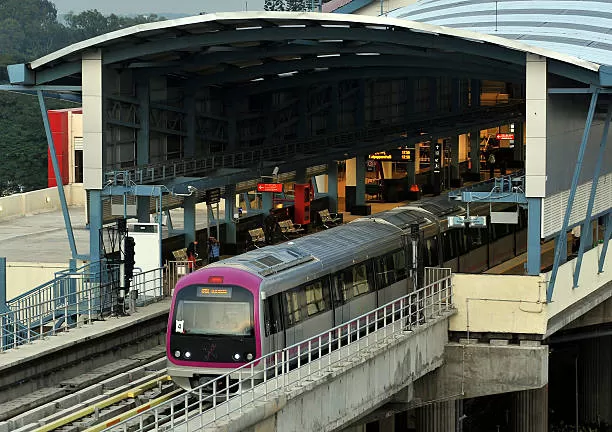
left=257, top=183, right=283, bottom=193
left=433, top=142, right=442, bottom=173
left=205, top=188, right=221, bottom=204
left=368, top=149, right=414, bottom=162
left=496, top=133, right=515, bottom=140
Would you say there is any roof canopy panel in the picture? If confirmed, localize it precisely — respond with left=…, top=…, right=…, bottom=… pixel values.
left=389, top=0, right=612, bottom=68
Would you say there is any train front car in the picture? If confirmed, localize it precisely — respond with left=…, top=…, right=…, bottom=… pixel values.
left=166, top=266, right=263, bottom=390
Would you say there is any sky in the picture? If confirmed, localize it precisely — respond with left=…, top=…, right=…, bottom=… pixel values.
left=52, top=0, right=265, bottom=16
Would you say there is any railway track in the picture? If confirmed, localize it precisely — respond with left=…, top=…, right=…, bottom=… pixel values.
left=2, top=347, right=183, bottom=432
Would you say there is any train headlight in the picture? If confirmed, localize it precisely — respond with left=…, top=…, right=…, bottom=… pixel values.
left=184, top=351, right=191, bottom=359
left=246, top=353, right=254, bottom=361
left=233, top=353, right=241, bottom=361
left=174, top=350, right=181, bottom=358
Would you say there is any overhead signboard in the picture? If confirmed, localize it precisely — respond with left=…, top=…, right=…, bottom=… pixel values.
left=257, top=183, right=283, bottom=193
left=368, top=149, right=414, bottom=161
left=496, top=133, right=515, bottom=140
left=205, top=188, right=221, bottom=204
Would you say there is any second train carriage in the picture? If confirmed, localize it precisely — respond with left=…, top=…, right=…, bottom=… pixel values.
left=167, top=199, right=527, bottom=390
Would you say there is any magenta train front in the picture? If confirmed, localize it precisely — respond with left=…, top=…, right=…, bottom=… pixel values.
left=166, top=266, right=263, bottom=388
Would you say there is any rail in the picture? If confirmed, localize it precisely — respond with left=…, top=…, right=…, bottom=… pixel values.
left=0, top=266, right=166, bottom=352
left=105, top=267, right=453, bottom=432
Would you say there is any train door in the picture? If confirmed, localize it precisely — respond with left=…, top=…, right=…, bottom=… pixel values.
left=332, top=272, right=348, bottom=325
left=264, top=293, right=285, bottom=352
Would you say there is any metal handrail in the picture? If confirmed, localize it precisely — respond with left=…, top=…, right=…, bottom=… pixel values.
left=105, top=267, right=453, bottom=432
left=0, top=267, right=166, bottom=352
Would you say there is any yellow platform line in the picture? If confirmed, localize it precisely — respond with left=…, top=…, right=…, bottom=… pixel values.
left=33, top=376, right=173, bottom=432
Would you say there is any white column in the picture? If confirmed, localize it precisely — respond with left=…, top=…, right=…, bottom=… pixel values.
left=525, top=53, right=547, bottom=197
left=82, top=49, right=103, bottom=190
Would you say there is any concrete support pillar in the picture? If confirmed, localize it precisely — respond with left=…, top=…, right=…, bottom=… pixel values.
left=182, top=194, right=196, bottom=246
left=327, top=161, right=339, bottom=213
left=136, top=78, right=151, bottom=223
left=578, top=336, right=612, bottom=425
left=223, top=185, right=237, bottom=248
left=470, top=130, right=480, bottom=175
left=82, top=50, right=104, bottom=263
left=295, top=166, right=307, bottom=184
left=416, top=401, right=456, bottom=431
left=355, top=154, right=366, bottom=206
left=527, top=197, right=542, bottom=275
left=262, top=192, right=273, bottom=213
left=512, top=387, right=548, bottom=432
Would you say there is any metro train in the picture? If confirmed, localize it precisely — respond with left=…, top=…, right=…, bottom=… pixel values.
left=166, top=199, right=527, bottom=390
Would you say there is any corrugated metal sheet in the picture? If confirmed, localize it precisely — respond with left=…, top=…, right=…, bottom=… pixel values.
left=388, top=0, right=612, bottom=67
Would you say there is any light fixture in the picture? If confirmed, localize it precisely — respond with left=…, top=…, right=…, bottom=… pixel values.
left=233, top=353, right=241, bottom=361
left=246, top=353, right=254, bottom=361
left=174, top=350, right=181, bottom=358
left=184, top=351, right=192, bottom=359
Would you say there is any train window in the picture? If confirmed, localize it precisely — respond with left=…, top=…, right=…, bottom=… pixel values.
left=305, top=280, right=330, bottom=317
left=332, top=274, right=345, bottom=306
left=284, top=290, right=302, bottom=326
left=392, top=250, right=407, bottom=280
left=425, top=237, right=439, bottom=266
left=375, top=255, right=393, bottom=288
left=351, top=264, right=370, bottom=297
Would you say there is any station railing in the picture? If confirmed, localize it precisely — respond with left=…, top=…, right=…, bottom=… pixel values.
left=0, top=264, right=166, bottom=352
left=105, top=267, right=453, bottom=432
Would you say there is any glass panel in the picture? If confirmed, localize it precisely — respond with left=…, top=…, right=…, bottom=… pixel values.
left=175, top=300, right=252, bottom=336
left=305, top=281, right=327, bottom=316
left=285, top=290, right=302, bottom=325
left=352, top=264, right=370, bottom=297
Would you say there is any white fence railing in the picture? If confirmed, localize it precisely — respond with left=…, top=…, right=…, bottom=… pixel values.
left=1, top=266, right=166, bottom=352
left=105, top=267, right=453, bottom=432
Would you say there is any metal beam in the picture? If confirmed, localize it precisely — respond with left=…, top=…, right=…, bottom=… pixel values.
left=547, top=88, right=600, bottom=302
left=548, top=87, right=612, bottom=94
left=102, top=26, right=525, bottom=67
left=37, top=91, right=84, bottom=261
left=573, top=102, right=612, bottom=287
left=600, top=213, right=612, bottom=273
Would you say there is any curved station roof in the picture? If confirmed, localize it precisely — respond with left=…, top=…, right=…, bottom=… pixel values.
left=10, top=11, right=611, bottom=90
left=388, top=0, right=612, bottom=69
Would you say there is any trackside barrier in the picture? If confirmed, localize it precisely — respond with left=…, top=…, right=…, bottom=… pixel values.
left=0, top=264, right=166, bottom=352
left=105, top=267, right=453, bottom=432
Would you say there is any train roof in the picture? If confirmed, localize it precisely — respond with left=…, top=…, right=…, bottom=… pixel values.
left=209, top=218, right=403, bottom=278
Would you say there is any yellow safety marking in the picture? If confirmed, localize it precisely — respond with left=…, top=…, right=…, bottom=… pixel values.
left=32, top=376, right=172, bottom=432
left=82, top=389, right=183, bottom=432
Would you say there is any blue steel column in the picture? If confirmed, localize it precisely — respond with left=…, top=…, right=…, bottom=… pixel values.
left=527, top=197, right=542, bottom=275
left=355, top=154, right=366, bottom=206
left=224, top=184, right=237, bottom=246
left=183, top=194, right=196, bottom=246
left=262, top=192, right=273, bottom=214
left=37, top=90, right=80, bottom=260
left=600, top=213, right=612, bottom=273
left=136, top=78, right=150, bottom=222
left=327, top=161, right=339, bottom=214
left=548, top=89, right=600, bottom=301
left=573, top=102, right=612, bottom=287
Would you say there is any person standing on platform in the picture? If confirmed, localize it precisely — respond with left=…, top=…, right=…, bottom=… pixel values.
left=487, top=152, right=496, bottom=179
left=264, top=209, right=277, bottom=245
left=208, top=237, right=220, bottom=263
left=187, top=241, right=198, bottom=272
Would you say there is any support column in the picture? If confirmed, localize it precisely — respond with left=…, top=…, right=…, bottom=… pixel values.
left=355, top=154, right=366, bottom=207
left=450, top=135, right=459, bottom=184
left=470, top=79, right=481, bottom=107
left=295, top=166, right=307, bottom=184
left=262, top=191, right=273, bottom=214
left=82, top=49, right=104, bottom=264
left=136, top=78, right=151, bottom=223
left=527, top=197, right=542, bottom=275
left=223, top=184, right=237, bottom=251
left=416, top=401, right=456, bottom=432
left=327, top=161, right=339, bottom=214
left=469, top=130, right=480, bottom=175
left=512, top=387, right=548, bottom=432
left=183, top=194, right=196, bottom=247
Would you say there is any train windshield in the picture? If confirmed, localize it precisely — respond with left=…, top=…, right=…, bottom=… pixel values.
left=173, top=285, right=254, bottom=337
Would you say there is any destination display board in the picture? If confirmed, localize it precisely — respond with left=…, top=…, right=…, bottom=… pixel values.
left=368, top=149, right=414, bottom=161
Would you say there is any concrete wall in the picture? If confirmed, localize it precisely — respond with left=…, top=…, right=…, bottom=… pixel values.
left=0, top=184, right=86, bottom=222
left=546, top=93, right=612, bottom=196
left=207, top=314, right=451, bottom=432
left=450, top=274, right=547, bottom=335
left=5, top=262, right=69, bottom=300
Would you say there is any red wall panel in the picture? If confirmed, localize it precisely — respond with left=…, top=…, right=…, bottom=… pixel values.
left=47, top=110, right=69, bottom=187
